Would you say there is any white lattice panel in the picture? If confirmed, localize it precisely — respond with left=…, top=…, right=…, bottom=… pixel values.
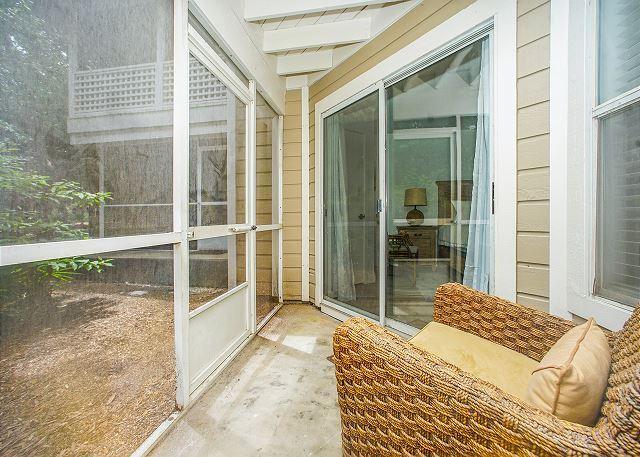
left=72, top=59, right=226, bottom=116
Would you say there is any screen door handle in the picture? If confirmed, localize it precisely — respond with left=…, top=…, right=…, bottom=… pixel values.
left=229, top=225, right=253, bottom=233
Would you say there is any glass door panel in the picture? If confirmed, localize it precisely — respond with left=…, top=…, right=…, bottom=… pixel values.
left=189, top=233, right=247, bottom=311
left=256, top=230, right=279, bottom=324
left=189, top=53, right=247, bottom=228
left=255, top=93, right=281, bottom=327
left=186, top=43, right=252, bottom=392
left=385, top=37, right=491, bottom=329
left=323, top=91, right=379, bottom=318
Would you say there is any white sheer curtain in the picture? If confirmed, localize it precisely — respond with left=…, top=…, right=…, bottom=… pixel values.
left=324, top=114, right=356, bottom=302
left=463, top=38, right=490, bottom=292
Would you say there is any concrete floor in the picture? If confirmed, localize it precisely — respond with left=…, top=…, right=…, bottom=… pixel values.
left=150, top=304, right=343, bottom=457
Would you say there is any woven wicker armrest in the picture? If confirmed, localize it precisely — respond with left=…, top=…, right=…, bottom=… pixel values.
left=433, top=283, right=575, bottom=361
left=333, top=317, right=601, bottom=456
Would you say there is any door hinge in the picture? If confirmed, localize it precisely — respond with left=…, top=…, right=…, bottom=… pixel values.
left=491, top=182, right=495, bottom=215
left=376, top=199, right=383, bottom=214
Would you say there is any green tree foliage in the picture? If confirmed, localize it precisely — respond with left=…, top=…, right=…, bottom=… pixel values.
left=0, top=139, right=113, bottom=299
left=0, top=1, right=114, bottom=299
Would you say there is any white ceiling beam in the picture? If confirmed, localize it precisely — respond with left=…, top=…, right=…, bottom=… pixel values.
left=245, top=0, right=397, bottom=22
left=263, top=18, right=371, bottom=53
left=277, top=51, right=333, bottom=75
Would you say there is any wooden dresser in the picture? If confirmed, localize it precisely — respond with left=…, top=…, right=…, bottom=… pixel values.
left=397, top=225, right=438, bottom=259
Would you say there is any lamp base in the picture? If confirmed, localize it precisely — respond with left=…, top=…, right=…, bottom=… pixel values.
left=406, top=207, right=424, bottom=226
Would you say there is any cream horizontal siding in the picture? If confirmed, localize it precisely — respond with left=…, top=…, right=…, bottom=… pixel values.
left=283, top=89, right=302, bottom=301
left=309, top=106, right=316, bottom=303
left=518, top=134, right=550, bottom=170
left=516, top=0, right=550, bottom=311
left=517, top=35, right=550, bottom=77
left=517, top=233, right=549, bottom=264
left=516, top=2, right=550, bottom=46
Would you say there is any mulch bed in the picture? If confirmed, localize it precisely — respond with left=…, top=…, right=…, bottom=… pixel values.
left=0, top=282, right=179, bottom=456
left=0, top=282, right=280, bottom=455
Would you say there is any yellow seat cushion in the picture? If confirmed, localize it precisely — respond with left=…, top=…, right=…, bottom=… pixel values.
left=410, top=321, right=538, bottom=400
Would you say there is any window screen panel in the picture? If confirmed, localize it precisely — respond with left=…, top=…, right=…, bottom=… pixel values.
left=598, top=0, right=640, bottom=103
left=595, top=102, right=640, bottom=306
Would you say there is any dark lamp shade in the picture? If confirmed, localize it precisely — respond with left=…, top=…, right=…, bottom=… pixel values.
left=404, top=188, right=427, bottom=206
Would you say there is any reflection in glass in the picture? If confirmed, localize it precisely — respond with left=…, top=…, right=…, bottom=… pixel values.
left=256, top=231, right=279, bottom=325
left=595, top=103, right=640, bottom=307
left=189, top=234, right=247, bottom=312
left=188, top=54, right=247, bottom=227
left=0, top=0, right=174, bottom=245
left=598, top=0, right=640, bottom=103
left=323, top=92, right=379, bottom=318
left=385, top=37, right=490, bottom=328
left=256, top=93, right=279, bottom=225
left=0, top=245, right=176, bottom=455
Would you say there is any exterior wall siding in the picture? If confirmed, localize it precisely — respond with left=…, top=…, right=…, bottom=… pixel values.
left=283, top=89, right=303, bottom=301
left=516, top=0, right=551, bottom=311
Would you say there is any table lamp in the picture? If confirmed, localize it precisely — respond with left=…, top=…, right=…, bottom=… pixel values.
left=404, top=187, right=427, bottom=226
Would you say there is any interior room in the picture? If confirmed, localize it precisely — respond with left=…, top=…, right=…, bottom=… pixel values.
left=1, top=0, right=639, bottom=456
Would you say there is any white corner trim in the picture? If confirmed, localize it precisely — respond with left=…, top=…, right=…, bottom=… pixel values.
left=301, top=86, right=310, bottom=302
left=549, top=0, right=571, bottom=320
left=314, top=107, right=323, bottom=306
left=286, top=75, right=310, bottom=90
left=490, top=0, right=517, bottom=300
left=313, top=0, right=517, bottom=302
left=278, top=115, right=285, bottom=302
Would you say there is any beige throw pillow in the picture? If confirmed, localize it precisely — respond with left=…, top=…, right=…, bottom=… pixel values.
left=526, top=318, right=611, bottom=426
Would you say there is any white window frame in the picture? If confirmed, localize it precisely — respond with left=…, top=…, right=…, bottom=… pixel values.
left=314, top=0, right=517, bottom=328
left=549, top=0, right=634, bottom=330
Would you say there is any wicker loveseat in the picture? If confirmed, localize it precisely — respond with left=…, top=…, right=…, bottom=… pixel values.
left=332, top=283, right=640, bottom=456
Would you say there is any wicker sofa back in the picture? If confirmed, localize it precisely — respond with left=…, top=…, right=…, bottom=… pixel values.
left=333, top=283, right=640, bottom=456
left=595, top=306, right=640, bottom=455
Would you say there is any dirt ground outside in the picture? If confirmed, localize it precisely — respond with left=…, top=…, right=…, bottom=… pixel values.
left=0, top=282, right=179, bottom=456
left=0, top=280, right=280, bottom=456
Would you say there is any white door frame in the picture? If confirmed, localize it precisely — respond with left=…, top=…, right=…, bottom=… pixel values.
left=314, top=0, right=516, bottom=329
left=183, top=25, right=257, bottom=395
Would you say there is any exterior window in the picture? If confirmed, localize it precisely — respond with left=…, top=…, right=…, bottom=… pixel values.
left=594, top=1, right=640, bottom=306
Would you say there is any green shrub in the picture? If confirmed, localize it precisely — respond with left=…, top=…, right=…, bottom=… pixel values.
left=1, top=143, right=114, bottom=299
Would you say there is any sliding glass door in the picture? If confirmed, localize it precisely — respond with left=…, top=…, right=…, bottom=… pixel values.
left=321, top=34, right=491, bottom=332
left=323, top=91, right=379, bottom=318
left=384, top=37, right=491, bottom=329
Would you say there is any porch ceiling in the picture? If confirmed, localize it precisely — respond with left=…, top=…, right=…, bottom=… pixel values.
left=244, top=0, right=419, bottom=84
